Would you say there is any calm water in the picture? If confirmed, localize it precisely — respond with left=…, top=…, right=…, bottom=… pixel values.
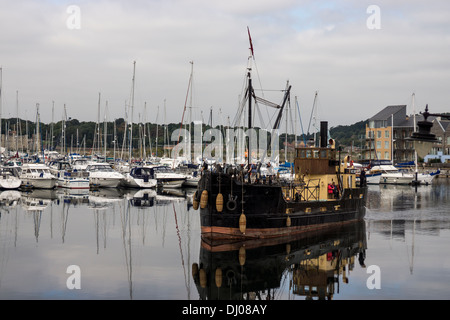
left=0, top=179, right=449, bottom=300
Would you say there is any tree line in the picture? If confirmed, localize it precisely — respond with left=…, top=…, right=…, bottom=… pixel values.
left=0, top=117, right=368, bottom=156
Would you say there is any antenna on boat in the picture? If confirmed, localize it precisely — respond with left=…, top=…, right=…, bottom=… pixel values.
left=307, top=91, right=319, bottom=146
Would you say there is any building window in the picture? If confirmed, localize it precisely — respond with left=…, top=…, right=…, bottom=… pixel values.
left=377, top=131, right=382, bottom=138
left=385, top=141, right=389, bottom=149
left=384, top=152, right=389, bottom=159
left=377, top=141, right=381, bottom=149
left=385, top=130, right=390, bottom=138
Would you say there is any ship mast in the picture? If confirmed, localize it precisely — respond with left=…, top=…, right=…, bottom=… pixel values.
left=247, top=70, right=252, bottom=168
left=247, top=27, right=254, bottom=167
left=129, top=61, right=136, bottom=161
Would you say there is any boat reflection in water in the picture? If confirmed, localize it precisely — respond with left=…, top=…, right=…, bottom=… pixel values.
left=192, top=221, right=366, bottom=300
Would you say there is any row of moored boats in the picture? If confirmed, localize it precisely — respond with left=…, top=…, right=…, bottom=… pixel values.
left=0, top=158, right=201, bottom=190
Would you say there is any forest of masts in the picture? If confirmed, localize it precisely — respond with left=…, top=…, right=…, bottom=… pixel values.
left=0, top=114, right=310, bottom=162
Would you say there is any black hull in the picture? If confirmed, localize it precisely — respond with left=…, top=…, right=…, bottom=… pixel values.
left=196, top=171, right=367, bottom=242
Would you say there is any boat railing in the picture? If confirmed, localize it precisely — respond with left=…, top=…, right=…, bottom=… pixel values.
left=282, top=179, right=320, bottom=202
left=62, top=170, right=90, bottom=178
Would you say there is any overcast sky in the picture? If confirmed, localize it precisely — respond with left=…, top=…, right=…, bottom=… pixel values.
left=1, top=0, right=449, bottom=131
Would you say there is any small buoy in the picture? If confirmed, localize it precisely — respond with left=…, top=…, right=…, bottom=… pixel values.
left=199, top=268, right=207, bottom=288
left=193, top=191, right=199, bottom=210
left=200, top=190, right=208, bottom=209
left=215, top=268, right=223, bottom=288
left=239, top=246, right=246, bottom=266
left=239, top=213, right=246, bottom=234
left=192, top=263, right=198, bottom=277
left=216, top=193, right=223, bottom=212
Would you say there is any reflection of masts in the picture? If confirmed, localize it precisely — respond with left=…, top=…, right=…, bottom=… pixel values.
left=61, top=199, right=69, bottom=243
left=173, top=202, right=189, bottom=297
left=93, top=208, right=109, bottom=254
left=95, top=209, right=99, bottom=254
left=406, top=219, right=416, bottom=274
left=121, top=201, right=133, bottom=299
left=33, top=211, right=42, bottom=242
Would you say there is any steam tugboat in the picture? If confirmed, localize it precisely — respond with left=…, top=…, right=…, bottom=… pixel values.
left=194, top=122, right=367, bottom=243
left=193, top=72, right=367, bottom=244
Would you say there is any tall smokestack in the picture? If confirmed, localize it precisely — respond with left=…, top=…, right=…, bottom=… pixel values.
left=320, top=121, right=328, bottom=148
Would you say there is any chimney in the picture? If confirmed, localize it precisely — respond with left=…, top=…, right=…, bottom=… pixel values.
left=320, top=121, right=328, bottom=148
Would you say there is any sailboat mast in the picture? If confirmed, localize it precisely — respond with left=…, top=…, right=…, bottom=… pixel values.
left=63, top=104, right=67, bottom=157
left=16, top=91, right=19, bottom=154
left=143, top=102, right=147, bottom=160
left=155, top=105, right=159, bottom=158
left=177, top=61, right=194, bottom=161
left=104, top=100, right=108, bottom=162
left=35, top=103, right=40, bottom=157
left=96, top=92, right=101, bottom=157
left=189, top=61, right=193, bottom=162
left=412, top=93, right=419, bottom=179
left=129, top=61, right=136, bottom=162
left=113, top=119, right=116, bottom=162
left=51, top=101, right=54, bottom=151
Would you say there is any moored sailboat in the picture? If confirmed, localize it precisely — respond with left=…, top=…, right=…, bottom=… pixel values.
left=0, top=166, right=22, bottom=189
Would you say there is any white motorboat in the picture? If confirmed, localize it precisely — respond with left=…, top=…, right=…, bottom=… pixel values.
left=71, top=158, right=91, bottom=171
left=365, top=165, right=407, bottom=185
left=51, top=161, right=90, bottom=189
left=379, top=170, right=416, bottom=185
left=122, top=166, right=157, bottom=189
left=19, top=163, right=57, bottom=189
left=147, top=165, right=186, bottom=188
left=86, top=163, right=125, bottom=188
left=0, top=166, right=22, bottom=189
left=183, top=171, right=200, bottom=187
left=409, top=169, right=440, bottom=185
left=366, top=164, right=439, bottom=185
left=175, top=163, right=201, bottom=187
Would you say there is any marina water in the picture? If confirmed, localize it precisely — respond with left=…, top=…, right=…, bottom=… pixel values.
left=0, top=179, right=449, bottom=300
